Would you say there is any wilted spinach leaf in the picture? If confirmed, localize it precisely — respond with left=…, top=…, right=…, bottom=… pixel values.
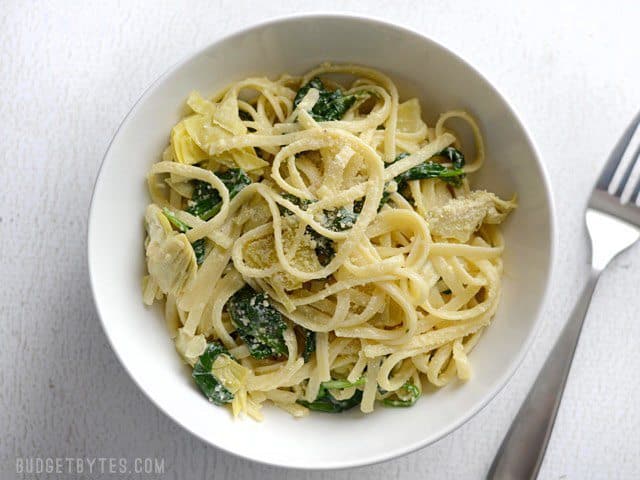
left=294, top=77, right=357, bottom=122
left=382, top=381, right=420, bottom=408
left=227, top=285, right=288, bottom=360
left=187, top=168, right=251, bottom=221
left=302, top=328, right=316, bottom=363
left=297, top=377, right=365, bottom=413
left=392, top=149, right=466, bottom=187
left=192, top=341, right=234, bottom=405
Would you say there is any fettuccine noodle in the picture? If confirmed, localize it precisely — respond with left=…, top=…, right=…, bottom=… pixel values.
left=142, top=63, right=516, bottom=420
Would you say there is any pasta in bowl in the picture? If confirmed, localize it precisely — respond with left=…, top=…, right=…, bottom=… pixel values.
left=142, top=63, right=516, bottom=420
left=89, top=14, right=554, bottom=468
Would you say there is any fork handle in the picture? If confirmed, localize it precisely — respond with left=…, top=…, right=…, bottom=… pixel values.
left=487, top=269, right=600, bottom=480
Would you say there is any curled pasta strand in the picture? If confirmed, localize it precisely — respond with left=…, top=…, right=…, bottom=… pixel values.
left=142, top=63, right=515, bottom=419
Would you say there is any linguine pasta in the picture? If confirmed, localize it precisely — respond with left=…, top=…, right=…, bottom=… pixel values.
left=142, top=63, right=516, bottom=419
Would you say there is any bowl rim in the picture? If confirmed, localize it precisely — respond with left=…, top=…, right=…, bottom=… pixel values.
left=87, top=11, right=557, bottom=470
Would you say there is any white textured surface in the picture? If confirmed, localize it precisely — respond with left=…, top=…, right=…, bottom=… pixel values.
left=1, top=1, right=639, bottom=479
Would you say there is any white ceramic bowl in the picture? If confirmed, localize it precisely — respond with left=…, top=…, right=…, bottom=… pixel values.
left=88, top=13, right=555, bottom=470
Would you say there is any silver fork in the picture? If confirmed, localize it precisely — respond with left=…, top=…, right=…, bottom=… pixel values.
left=488, top=112, right=640, bottom=479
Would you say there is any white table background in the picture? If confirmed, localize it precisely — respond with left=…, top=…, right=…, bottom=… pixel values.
left=2, top=1, right=640, bottom=478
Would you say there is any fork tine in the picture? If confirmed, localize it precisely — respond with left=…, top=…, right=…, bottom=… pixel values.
left=596, top=109, right=640, bottom=191
left=613, top=143, right=640, bottom=197
left=630, top=177, right=640, bottom=205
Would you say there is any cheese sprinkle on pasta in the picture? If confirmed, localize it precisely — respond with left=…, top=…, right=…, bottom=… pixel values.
left=142, top=63, right=516, bottom=419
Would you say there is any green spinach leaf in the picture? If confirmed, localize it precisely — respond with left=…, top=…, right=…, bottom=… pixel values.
left=321, top=377, right=366, bottom=390
left=297, top=377, right=365, bottom=413
left=322, top=207, right=358, bottom=231
left=192, top=341, right=235, bottom=405
left=382, top=381, right=420, bottom=408
left=393, top=149, right=466, bottom=187
left=162, top=207, right=190, bottom=233
left=278, top=193, right=314, bottom=217
left=439, top=146, right=465, bottom=169
left=238, top=110, right=252, bottom=121
left=187, top=168, right=251, bottom=221
left=294, top=77, right=357, bottom=122
left=312, top=234, right=334, bottom=267
left=227, top=285, right=288, bottom=360
left=302, top=328, right=316, bottom=363
left=278, top=194, right=337, bottom=267
left=191, top=238, right=206, bottom=265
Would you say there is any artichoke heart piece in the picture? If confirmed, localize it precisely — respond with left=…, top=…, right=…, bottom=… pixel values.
left=175, top=329, right=207, bottom=366
left=145, top=203, right=172, bottom=242
left=182, top=113, right=268, bottom=172
left=397, top=98, right=427, bottom=140
left=425, top=191, right=516, bottom=242
left=211, top=354, right=249, bottom=394
left=186, top=91, right=217, bottom=116
left=144, top=205, right=197, bottom=296
left=213, top=93, right=246, bottom=136
left=170, top=120, right=209, bottom=165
